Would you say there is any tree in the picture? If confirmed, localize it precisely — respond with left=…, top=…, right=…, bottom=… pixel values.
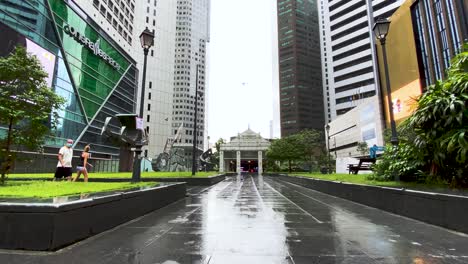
left=0, top=46, right=65, bottom=184
left=212, top=138, right=225, bottom=171
left=402, top=45, right=468, bottom=185
left=297, top=129, right=325, bottom=172
left=373, top=44, right=468, bottom=186
left=356, top=142, right=368, bottom=156
left=266, top=134, right=302, bottom=172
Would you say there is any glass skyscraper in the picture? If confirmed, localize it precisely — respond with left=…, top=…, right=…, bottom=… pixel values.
left=0, top=0, right=138, bottom=172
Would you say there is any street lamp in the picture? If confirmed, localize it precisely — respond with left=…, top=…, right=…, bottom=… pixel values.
left=131, top=27, right=154, bottom=182
left=191, top=64, right=202, bottom=176
left=139, top=27, right=155, bottom=118
left=373, top=18, right=399, bottom=146
left=325, top=124, right=331, bottom=174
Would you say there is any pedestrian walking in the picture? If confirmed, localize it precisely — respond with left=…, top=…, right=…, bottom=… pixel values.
left=73, top=145, right=92, bottom=182
left=54, top=139, right=73, bottom=181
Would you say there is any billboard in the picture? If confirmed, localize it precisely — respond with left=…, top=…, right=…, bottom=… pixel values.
left=390, top=79, right=421, bottom=121
left=25, top=39, right=56, bottom=87
left=359, top=104, right=377, bottom=146
left=0, top=22, right=56, bottom=87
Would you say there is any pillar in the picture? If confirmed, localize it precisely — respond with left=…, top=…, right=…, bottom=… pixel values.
left=219, top=151, right=224, bottom=173
left=258, top=151, right=263, bottom=174
left=236, top=151, right=241, bottom=174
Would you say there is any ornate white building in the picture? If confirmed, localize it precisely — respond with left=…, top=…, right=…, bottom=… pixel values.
left=219, top=128, right=271, bottom=174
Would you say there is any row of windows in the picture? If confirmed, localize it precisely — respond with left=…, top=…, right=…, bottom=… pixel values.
left=335, top=90, right=375, bottom=104
left=92, top=0, right=134, bottom=44
left=334, top=66, right=373, bottom=82
left=332, top=32, right=369, bottom=51
left=330, top=0, right=366, bottom=22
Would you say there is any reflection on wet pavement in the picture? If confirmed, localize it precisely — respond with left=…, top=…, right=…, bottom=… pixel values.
left=1, top=175, right=468, bottom=264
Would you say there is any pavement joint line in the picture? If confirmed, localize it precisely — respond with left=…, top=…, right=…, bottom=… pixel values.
left=274, top=178, right=468, bottom=238
left=213, top=181, right=234, bottom=197
left=250, top=176, right=297, bottom=264
left=143, top=205, right=203, bottom=248
left=263, top=181, right=323, bottom=224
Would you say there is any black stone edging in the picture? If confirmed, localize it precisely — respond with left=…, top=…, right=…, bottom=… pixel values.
left=8, top=174, right=226, bottom=186
left=0, top=183, right=186, bottom=251
left=266, top=174, right=468, bottom=234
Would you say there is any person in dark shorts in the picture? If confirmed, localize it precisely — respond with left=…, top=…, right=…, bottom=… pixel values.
left=73, top=145, right=92, bottom=182
left=54, top=139, right=73, bottom=181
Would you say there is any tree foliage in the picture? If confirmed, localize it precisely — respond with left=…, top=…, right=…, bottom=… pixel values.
left=212, top=138, right=226, bottom=171
left=266, top=129, right=326, bottom=172
left=373, top=45, right=468, bottom=186
left=356, top=142, right=369, bottom=156
left=0, top=46, right=65, bottom=184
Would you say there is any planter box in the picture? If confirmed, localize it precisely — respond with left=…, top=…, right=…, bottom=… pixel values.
left=268, top=174, right=468, bottom=234
left=0, top=183, right=186, bottom=251
left=9, top=174, right=226, bottom=186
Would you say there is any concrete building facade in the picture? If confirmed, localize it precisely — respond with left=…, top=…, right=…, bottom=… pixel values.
left=276, top=0, right=324, bottom=137
left=319, top=0, right=404, bottom=123
left=171, top=0, right=210, bottom=168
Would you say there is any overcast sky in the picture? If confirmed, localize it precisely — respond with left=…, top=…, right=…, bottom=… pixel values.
left=207, top=0, right=280, bottom=143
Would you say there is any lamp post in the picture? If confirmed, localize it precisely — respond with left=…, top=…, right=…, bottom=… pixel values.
left=373, top=18, right=399, bottom=146
left=191, top=64, right=201, bottom=176
left=138, top=27, right=155, bottom=118
left=132, top=27, right=154, bottom=182
left=325, top=124, right=331, bottom=174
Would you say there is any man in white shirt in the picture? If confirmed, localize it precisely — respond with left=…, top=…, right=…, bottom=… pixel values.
left=54, top=139, right=73, bottom=181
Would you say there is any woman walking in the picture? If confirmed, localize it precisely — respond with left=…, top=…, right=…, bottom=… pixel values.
left=73, top=145, right=92, bottom=182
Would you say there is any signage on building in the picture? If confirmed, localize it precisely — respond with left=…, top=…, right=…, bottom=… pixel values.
left=63, top=24, right=121, bottom=71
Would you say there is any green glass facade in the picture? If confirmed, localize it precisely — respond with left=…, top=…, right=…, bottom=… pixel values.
left=0, top=0, right=138, bottom=172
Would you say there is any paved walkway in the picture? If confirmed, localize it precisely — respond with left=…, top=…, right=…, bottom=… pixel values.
left=1, top=175, right=468, bottom=264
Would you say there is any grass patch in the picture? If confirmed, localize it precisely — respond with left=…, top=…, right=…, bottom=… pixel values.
left=289, top=172, right=451, bottom=191
left=7, top=171, right=219, bottom=179
left=0, top=181, right=157, bottom=198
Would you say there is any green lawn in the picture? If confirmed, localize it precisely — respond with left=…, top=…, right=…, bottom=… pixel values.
left=0, top=181, right=157, bottom=198
left=288, top=172, right=461, bottom=192
left=7, top=171, right=219, bottom=179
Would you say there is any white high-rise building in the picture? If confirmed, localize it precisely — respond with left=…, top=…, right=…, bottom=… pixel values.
left=319, top=0, right=404, bottom=123
left=171, top=0, right=210, bottom=166
left=77, top=0, right=176, bottom=159
left=135, top=0, right=177, bottom=159
left=78, top=0, right=210, bottom=162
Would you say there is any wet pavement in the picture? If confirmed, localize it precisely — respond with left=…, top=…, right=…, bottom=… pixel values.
left=1, top=175, right=468, bottom=264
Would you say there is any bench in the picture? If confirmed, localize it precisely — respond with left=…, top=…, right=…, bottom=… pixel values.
left=348, top=158, right=376, bottom=174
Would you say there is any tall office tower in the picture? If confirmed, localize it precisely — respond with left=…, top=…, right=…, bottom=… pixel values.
left=277, top=0, right=324, bottom=137
left=135, top=0, right=177, bottom=159
left=319, top=0, right=404, bottom=123
left=171, top=0, right=210, bottom=166
left=84, top=0, right=177, bottom=159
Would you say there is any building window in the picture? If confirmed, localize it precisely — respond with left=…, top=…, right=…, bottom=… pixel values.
left=147, top=104, right=151, bottom=111
left=147, top=115, right=150, bottom=122
left=149, top=81, right=152, bottom=88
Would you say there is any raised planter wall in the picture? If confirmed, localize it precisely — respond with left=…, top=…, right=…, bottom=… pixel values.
left=9, top=174, right=226, bottom=186
left=0, top=183, right=186, bottom=251
left=269, top=174, right=468, bottom=234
